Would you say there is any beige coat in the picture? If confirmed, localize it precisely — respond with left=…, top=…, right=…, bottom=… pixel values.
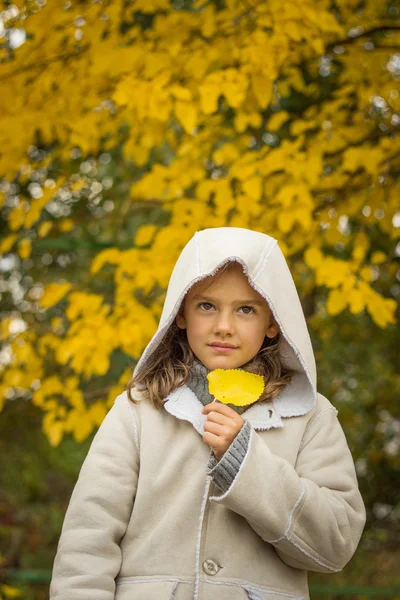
left=50, top=228, right=366, bottom=600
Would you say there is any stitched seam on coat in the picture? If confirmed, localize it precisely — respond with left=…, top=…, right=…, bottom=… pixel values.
left=264, top=479, right=305, bottom=544
left=169, top=580, right=179, bottom=600
left=122, top=394, right=140, bottom=453
left=297, top=406, right=338, bottom=454
left=284, top=532, right=342, bottom=572
left=284, top=479, right=305, bottom=537
left=116, top=577, right=195, bottom=585
left=208, top=425, right=254, bottom=502
left=199, top=578, right=306, bottom=599
left=194, top=475, right=212, bottom=600
left=253, top=238, right=278, bottom=281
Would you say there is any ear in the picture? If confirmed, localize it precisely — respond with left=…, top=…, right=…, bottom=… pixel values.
left=176, top=313, right=186, bottom=329
left=265, top=319, right=279, bottom=339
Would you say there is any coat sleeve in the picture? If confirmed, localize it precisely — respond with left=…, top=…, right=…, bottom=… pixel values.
left=208, top=405, right=366, bottom=573
left=49, top=392, right=140, bottom=600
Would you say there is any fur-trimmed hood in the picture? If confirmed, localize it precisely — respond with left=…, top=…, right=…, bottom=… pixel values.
left=133, top=227, right=317, bottom=423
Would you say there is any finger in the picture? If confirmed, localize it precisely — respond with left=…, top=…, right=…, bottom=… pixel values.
left=204, top=410, right=229, bottom=425
left=203, top=402, right=236, bottom=417
left=204, top=421, right=226, bottom=436
left=203, top=431, right=222, bottom=449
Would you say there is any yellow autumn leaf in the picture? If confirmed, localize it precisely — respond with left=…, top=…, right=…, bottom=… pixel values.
left=360, top=266, right=373, bottom=281
left=199, top=83, right=220, bottom=114
left=87, top=401, right=107, bottom=426
left=242, top=176, right=262, bottom=200
left=38, top=221, right=53, bottom=237
left=207, top=369, right=265, bottom=406
left=348, top=287, right=365, bottom=314
left=73, top=415, right=95, bottom=443
left=304, top=247, right=323, bottom=268
left=365, top=292, right=397, bottom=328
left=1, top=584, right=22, bottom=598
left=170, top=84, right=192, bottom=101
left=326, top=288, right=348, bottom=315
left=17, top=238, right=32, bottom=259
left=251, top=72, right=273, bottom=109
left=43, top=413, right=64, bottom=447
left=267, top=111, right=290, bottom=131
left=39, top=282, right=72, bottom=309
left=59, top=218, right=75, bottom=232
left=90, top=248, right=121, bottom=275
left=371, top=251, right=386, bottom=264
left=175, top=100, right=197, bottom=133
left=0, top=234, right=18, bottom=254
left=135, top=224, right=157, bottom=246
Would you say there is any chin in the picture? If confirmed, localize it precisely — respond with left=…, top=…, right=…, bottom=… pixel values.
left=207, top=357, right=242, bottom=370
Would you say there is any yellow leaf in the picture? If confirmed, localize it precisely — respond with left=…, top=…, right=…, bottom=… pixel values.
left=17, top=238, right=32, bottom=259
left=38, top=221, right=53, bottom=237
left=291, top=120, right=314, bottom=136
left=59, top=218, right=75, bottom=232
left=199, top=83, right=220, bottom=114
left=170, top=85, right=192, bottom=101
left=43, top=414, right=64, bottom=447
left=326, top=288, right=348, bottom=315
left=135, top=224, right=157, bottom=246
left=88, top=401, right=107, bottom=426
left=1, top=584, right=22, bottom=598
left=284, top=20, right=302, bottom=42
left=39, top=282, right=72, bottom=309
left=267, top=111, right=289, bottom=131
left=175, top=100, right=197, bottom=134
left=242, top=176, right=262, bottom=200
left=348, top=287, right=365, bottom=314
left=352, top=231, right=370, bottom=263
left=304, top=247, right=323, bottom=268
left=0, top=234, right=18, bottom=254
left=365, top=292, right=397, bottom=328
left=90, top=248, right=121, bottom=275
left=371, top=251, right=386, bottom=264
left=73, top=415, right=94, bottom=443
left=360, top=266, right=373, bottom=281
left=251, top=72, right=273, bottom=109
left=207, top=369, right=265, bottom=406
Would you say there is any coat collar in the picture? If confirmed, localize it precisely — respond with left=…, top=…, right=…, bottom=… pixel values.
left=163, top=385, right=285, bottom=435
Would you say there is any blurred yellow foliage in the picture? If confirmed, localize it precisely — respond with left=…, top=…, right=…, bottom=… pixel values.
left=1, top=0, right=398, bottom=445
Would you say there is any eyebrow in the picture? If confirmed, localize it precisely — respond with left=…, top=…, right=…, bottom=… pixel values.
left=192, top=294, right=264, bottom=306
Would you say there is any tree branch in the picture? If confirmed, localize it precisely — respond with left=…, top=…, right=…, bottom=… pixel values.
left=327, top=25, right=400, bottom=51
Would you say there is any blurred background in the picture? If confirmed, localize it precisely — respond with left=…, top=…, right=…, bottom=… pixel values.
left=0, top=1, right=399, bottom=598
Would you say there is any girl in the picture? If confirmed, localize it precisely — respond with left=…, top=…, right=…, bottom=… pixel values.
left=50, top=227, right=366, bottom=600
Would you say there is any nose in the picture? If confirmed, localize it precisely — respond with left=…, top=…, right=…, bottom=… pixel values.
left=213, top=310, right=235, bottom=336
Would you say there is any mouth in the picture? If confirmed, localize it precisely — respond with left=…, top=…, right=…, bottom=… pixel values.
left=209, top=344, right=237, bottom=353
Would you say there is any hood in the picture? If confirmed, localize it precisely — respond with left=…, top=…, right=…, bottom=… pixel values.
left=133, top=227, right=317, bottom=420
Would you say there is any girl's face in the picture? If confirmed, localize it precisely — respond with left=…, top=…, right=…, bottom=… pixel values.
left=176, top=262, right=279, bottom=371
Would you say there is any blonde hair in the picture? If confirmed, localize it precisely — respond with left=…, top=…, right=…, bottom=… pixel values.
left=126, top=262, right=295, bottom=408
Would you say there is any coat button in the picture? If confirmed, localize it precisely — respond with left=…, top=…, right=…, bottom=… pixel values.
left=202, top=559, right=220, bottom=575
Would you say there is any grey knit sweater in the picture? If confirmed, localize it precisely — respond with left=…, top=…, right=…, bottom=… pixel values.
left=186, top=358, right=253, bottom=494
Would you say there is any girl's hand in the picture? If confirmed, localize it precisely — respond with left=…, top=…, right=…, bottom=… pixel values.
left=202, top=402, right=245, bottom=461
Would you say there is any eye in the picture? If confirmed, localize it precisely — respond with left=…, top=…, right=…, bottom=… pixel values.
left=239, top=305, right=255, bottom=315
left=198, top=302, right=214, bottom=311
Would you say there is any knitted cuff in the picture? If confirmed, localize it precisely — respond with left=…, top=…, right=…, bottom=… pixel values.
left=206, top=420, right=252, bottom=493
